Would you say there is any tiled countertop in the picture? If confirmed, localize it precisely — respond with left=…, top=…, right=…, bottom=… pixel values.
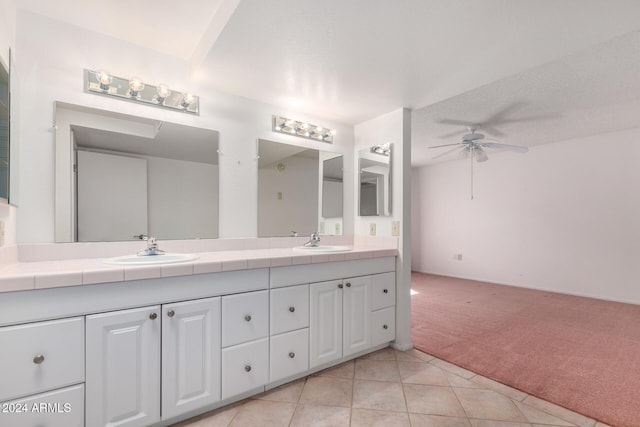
left=0, top=246, right=397, bottom=293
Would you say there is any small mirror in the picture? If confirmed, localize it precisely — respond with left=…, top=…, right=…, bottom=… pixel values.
left=258, top=139, right=343, bottom=237
left=55, top=103, right=219, bottom=242
left=0, top=54, right=9, bottom=202
left=359, top=143, right=392, bottom=216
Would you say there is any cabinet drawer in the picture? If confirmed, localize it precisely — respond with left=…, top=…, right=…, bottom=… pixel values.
left=270, top=329, right=309, bottom=383
left=222, top=290, right=268, bottom=347
left=371, top=272, right=396, bottom=311
left=221, top=338, right=269, bottom=399
left=0, top=317, right=84, bottom=401
left=270, top=284, right=309, bottom=335
left=371, top=307, right=396, bottom=347
left=0, top=384, right=84, bottom=427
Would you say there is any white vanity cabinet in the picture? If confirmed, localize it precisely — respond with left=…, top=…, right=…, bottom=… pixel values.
left=86, top=305, right=161, bottom=427
left=86, top=297, right=222, bottom=427
left=161, top=297, right=222, bottom=419
left=0, top=317, right=85, bottom=427
left=221, top=290, right=269, bottom=399
left=309, top=276, right=371, bottom=368
left=269, top=284, right=310, bottom=382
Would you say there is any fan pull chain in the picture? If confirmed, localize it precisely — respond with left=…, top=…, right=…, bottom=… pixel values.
left=470, top=146, right=474, bottom=200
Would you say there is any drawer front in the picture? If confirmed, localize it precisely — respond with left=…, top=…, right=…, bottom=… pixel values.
left=371, top=272, right=396, bottom=311
left=0, top=317, right=84, bottom=401
left=221, top=338, right=269, bottom=399
left=222, top=290, right=269, bottom=347
left=371, top=307, right=396, bottom=347
left=0, top=384, right=84, bottom=427
left=270, top=284, right=309, bottom=335
left=270, top=329, right=309, bottom=383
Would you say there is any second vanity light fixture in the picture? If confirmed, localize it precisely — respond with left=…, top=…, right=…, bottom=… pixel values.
left=272, top=115, right=336, bottom=143
left=85, top=69, right=199, bottom=115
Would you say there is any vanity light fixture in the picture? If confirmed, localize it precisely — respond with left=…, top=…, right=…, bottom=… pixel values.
left=85, top=69, right=199, bottom=115
left=370, top=143, right=391, bottom=156
left=272, top=115, right=336, bottom=143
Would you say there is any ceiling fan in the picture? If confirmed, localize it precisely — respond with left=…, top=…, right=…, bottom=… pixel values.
left=429, top=126, right=528, bottom=163
left=429, top=126, right=529, bottom=199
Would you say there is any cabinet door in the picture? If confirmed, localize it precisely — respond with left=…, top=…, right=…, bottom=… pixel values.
left=162, top=297, right=221, bottom=419
left=343, top=276, right=371, bottom=357
left=86, top=306, right=161, bottom=427
left=309, top=280, right=343, bottom=369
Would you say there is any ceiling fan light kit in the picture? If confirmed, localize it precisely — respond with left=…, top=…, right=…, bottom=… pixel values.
left=429, top=125, right=529, bottom=200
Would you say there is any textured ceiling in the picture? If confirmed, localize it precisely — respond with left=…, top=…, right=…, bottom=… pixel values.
left=16, top=0, right=640, bottom=167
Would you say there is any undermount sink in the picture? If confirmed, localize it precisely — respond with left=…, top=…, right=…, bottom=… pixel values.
left=103, top=253, right=199, bottom=266
left=293, top=245, right=352, bottom=253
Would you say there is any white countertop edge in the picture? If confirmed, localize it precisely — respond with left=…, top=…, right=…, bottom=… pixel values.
left=0, top=247, right=398, bottom=293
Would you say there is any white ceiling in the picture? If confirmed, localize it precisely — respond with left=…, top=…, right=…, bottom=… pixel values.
left=16, top=0, right=640, bottom=166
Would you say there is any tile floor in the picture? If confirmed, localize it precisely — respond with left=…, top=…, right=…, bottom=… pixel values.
left=172, top=347, right=613, bottom=427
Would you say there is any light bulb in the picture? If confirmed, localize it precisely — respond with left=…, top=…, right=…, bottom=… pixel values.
left=129, top=77, right=145, bottom=98
left=156, top=84, right=171, bottom=104
left=97, top=70, right=112, bottom=91
left=181, top=92, right=197, bottom=108
left=330, top=129, right=337, bottom=135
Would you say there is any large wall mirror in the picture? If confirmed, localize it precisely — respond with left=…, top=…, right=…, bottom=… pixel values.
left=55, top=102, right=219, bottom=242
left=258, top=139, right=343, bottom=237
left=358, top=144, right=392, bottom=216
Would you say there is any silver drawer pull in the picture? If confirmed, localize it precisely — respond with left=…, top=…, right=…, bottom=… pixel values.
left=289, top=352, right=295, bottom=358
left=383, top=324, right=388, bottom=330
left=346, top=282, right=351, bottom=288
left=338, top=284, right=343, bottom=289
left=245, top=315, right=252, bottom=322
left=289, top=306, right=295, bottom=313
left=33, top=354, right=45, bottom=365
left=149, top=313, right=158, bottom=320
left=383, top=289, right=389, bottom=294
left=167, top=310, right=175, bottom=318
left=244, top=365, right=252, bottom=372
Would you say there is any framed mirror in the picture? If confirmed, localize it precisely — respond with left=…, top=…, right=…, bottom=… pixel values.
left=358, top=143, right=392, bottom=217
left=257, top=139, right=343, bottom=237
left=54, top=102, right=219, bottom=242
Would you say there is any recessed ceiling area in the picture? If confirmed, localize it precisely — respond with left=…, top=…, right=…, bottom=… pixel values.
left=16, top=0, right=640, bottom=166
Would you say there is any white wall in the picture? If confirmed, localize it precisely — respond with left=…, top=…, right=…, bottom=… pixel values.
left=412, top=126, right=640, bottom=304
left=354, top=108, right=412, bottom=349
left=15, top=11, right=354, bottom=243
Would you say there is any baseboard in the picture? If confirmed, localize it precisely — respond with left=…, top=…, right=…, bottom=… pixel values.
left=413, top=269, right=640, bottom=306
left=391, top=341, right=414, bottom=351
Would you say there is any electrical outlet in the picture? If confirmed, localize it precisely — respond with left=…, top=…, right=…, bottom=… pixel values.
left=455, top=253, right=463, bottom=261
left=318, top=222, right=325, bottom=233
left=277, top=191, right=283, bottom=200
left=369, top=223, right=377, bottom=236
left=391, top=221, right=400, bottom=236
left=335, top=223, right=341, bottom=234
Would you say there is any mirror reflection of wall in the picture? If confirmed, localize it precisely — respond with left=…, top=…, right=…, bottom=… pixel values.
left=0, top=55, right=9, bottom=202
left=55, top=103, right=219, bottom=242
left=358, top=144, right=392, bottom=217
left=257, top=139, right=343, bottom=237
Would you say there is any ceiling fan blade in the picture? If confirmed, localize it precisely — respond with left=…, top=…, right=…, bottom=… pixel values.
left=473, top=147, right=489, bottom=162
left=437, top=129, right=467, bottom=139
left=481, top=141, right=529, bottom=153
left=431, top=146, right=465, bottom=160
left=429, top=142, right=465, bottom=149
left=482, top=102, right=526, bottom=126
left=437, top=118, right=480, bottom=127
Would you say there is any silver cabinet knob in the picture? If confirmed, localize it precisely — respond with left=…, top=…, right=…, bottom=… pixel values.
left=383, top=324, right=388, bottom=330
left=383, top=289, right=389, bottom=294
left=245, top=315, right=252, bottom=322
left=149, top=313, right=158, bottom=320
left=244, top=365, right=252, bottom=372
left=289, top=306, right=295, bottom=313
left=167, top=310, right=175, bottom=317
left=346, top=282, right=351, bottom=288
left=33, top=354, right=45, bottom=364
left=338, top=284, right=343, bottom=289
left=289, top=352, right=295, bottom=358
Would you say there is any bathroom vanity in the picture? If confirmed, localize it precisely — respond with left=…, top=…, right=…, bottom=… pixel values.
left=0, top=248, right=397, bottom=427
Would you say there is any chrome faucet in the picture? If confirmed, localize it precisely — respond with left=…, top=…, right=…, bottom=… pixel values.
left=304, top=232, right=321, bottom=247
left=134, top=235, right=164, bottom=256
